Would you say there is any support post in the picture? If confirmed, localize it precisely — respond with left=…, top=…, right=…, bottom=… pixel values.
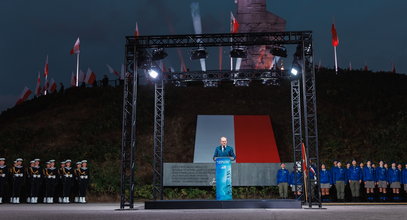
left=153, top=80, right=164, bottom=200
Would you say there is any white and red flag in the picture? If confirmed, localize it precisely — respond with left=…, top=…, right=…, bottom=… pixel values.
left=43, top=79, right=49, bottom=94
left=78, top=70, right=85, bottom=84
left=70, top=37, right=80, bottom=55
left=106, top=64, right=120, bottom=77
left=16, top=87, right=32, bottom=105
left=35, top=72, right=42, bottom=96
left=331, top=24, right=339, bottom=47
left=230, top=12, right=239, bottom=34
left=44, top=55, right=49, bottom=77
left=49, top=79, right=57, bottom=93
left=70, top=72, right=76, bottom=87
left=85, top=68, right=96, bottom=84
left=301, top=143, right=308, bottom=178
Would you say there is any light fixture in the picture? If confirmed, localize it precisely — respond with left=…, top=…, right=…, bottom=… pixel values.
left=148, top=69, right=159, bottom=79
left=233, top=80, right=250, bottom=87
left=203, top=80, right=219, bottom=88
left=190, top=48, right=208, bottom=60
left=230, top=47, right=247, bottom=58
left=270, top=45, right=287, bottom=58
left=152, top=48, right=168, bottom=61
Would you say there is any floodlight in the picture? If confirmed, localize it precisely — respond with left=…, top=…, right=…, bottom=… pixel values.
left=270, top=45, right=287, bottom=58
left=148, top=69, right=159, bottom=79
left=152, top=48, right=168, bottom=61
left=190, top=48, right=208, bottom=60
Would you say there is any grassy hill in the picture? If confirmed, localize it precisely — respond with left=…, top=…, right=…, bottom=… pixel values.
left=0, top=69, right=406, bottom=199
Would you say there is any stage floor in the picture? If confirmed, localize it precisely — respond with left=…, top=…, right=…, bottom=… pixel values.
left=144, top=199, right=302, bottom=209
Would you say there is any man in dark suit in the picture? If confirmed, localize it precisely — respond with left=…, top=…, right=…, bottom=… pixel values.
left=213, top=137, right=236, bottom=161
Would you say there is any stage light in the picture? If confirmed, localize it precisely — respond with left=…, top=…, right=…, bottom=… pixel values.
left=152, top=48, right=168, bottom=61
left=148, top=69, right=159, bottom=79
left=230, top=47, right=247, bottom=58
left=203, top=80, right=219, bottom=88
left=233, top=80, right=250, bottom=87
left=174, top=81, right=187, bottom=87
left=270, top=45, right=287, bottom=58
left=291, top=68, right=298, bottom=76
left=190, top=48, right=208, bottom=60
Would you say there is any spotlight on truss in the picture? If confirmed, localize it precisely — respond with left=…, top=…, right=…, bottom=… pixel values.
left=203, top=80, right=219, bottom=88
left=174, top=81, right=187, bottom=87
left=270, top=45, right=287, bottom=58
left=233, top=80, right=250, bottom=87
left=190, top=48, right=208, bottom=60
left=152, top=48, right=168, bottom=61
left=148, top=69, right=159, bottom=79
left=262, top=78, right=280, bottom=86
left=230, top=47, right=247, bottom=58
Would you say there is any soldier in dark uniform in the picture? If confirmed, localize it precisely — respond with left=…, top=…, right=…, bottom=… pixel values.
left=44, top=160, right=58, bottom=203
left=0, top=158, right=8, bottom=204
left=42, top=161, right=51, bottom=203
left=73, top=161, right=82, bottom=203
left=10, top=158, right=24, bottom=204
left=78, top=160, right=89, bottom=203
left=62, top=159, right=74, bottom=203
left=57, top=161, right=65, bottom=203
left=27, top=159, right=42, bottom=204
left=26, top=160, right=35, bottom=203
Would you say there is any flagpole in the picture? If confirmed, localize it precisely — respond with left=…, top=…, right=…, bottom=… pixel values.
left=76, top=53, right=80, bottom=87
left=44, top=75, right=48, bottom=95
left=334, top=46, right=338, bottom=75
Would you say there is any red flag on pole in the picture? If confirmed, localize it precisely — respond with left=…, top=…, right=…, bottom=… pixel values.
left=230, top=12, right=239, bottom=34
left=44, top=55, right=49, bottom=77
left=35, top=72, right=41, bottom=96
left=16, top=87, right=32, bottom=105
left=49, top=79, right=57, bottom=93
left=85, top=68, right=97, bottom=85
left=301, top=143, right=308, bottom=177
left=331, top=24, right=339, bottom=47
left=70, top=37, right=80, bottom=55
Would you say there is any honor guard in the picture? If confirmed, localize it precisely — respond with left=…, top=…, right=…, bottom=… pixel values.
left=26, top=160, right=35, bottom=203
left=73, top=161, right=82, bottom=203
left=44, top=160, right=58, bottom=203
left=58, top=161, right=66, bottom=203
left=42, top=161, right=51, bottom=203
left=27, top=159, right=42, bottom=203
left=10, top=158, right=24, bottom=204
left=0, top=158, right=8, bottom=204
left=62, top=159, right=74, bottom=203
left=78, top=160, right=89, bottom=203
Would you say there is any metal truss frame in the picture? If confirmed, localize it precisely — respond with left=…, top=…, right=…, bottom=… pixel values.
left=120, top=31, right=320, bottom=209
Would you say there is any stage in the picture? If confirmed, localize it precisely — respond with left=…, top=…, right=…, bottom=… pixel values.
left=144, top=199, right=302, bottom=209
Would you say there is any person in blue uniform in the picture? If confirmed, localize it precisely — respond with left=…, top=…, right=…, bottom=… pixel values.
left=289, top=166, right=303, bottom=197
left=0, top=158, right=8, bottom=204
left=276, top=163, right=290, bottom=199
left=403, top=163, right=407, bottom=200
left=376, top=161, right=389, bottom=201
left=213, top=137, right=236, bottom=161
left=332, top=161, right=347, bottom=202
left=363, top=160, right=376, bottom=202
left=388, top=162, right=401, bottom=201
left=347, top=159, right=362, bottom=202
left=320, top=164, right=332, bottom=202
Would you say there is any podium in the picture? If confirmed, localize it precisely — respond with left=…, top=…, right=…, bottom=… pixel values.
left=215, top=157, right=233, bottom=200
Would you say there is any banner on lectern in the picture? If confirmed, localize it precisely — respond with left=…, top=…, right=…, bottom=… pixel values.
left=215, top=157, right=232, bottom=200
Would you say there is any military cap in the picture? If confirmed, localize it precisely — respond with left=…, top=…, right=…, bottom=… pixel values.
left=81, top=160, right=87, bottom=163
left=0, top=158, right=5, bottom=161
left=16, top=158, right=23, bottom=162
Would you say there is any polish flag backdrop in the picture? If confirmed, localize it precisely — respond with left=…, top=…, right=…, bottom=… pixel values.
left=70, top=37, right=80, bottom=55
left=194, top=115, right=280, bottom=163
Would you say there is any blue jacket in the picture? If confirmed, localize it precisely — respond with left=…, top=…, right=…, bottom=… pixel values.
left=276, top=168, right=290, bottom=184
left=347, top=165, right=362, bottom=181
left=320, top=169, right=332, bottom=184
left=363, top=166, right=376, bottom=181
left=402, top=169, right=407, bottom=184
left=376, top=166, right=387, bottom=181
left=213, top=146, right=236, bottom=160
left=333, top=167, right=348, bottom=183
left=330, top=166, right=338, bottom=183
left=388, top=168, right=401, bottom=183
left=289, top=171, right=303, bottom=185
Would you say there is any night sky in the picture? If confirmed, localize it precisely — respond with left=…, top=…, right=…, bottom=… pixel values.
left=0, top=0, right=406, bottom=111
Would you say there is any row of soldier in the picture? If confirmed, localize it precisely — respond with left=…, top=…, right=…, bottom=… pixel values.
left=0, top=158, right=89, bottom=204
left=276, top=160, right=407, bottom=202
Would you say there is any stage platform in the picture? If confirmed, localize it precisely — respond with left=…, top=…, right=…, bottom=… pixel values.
left=144, top=199, right=302, bottom=209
